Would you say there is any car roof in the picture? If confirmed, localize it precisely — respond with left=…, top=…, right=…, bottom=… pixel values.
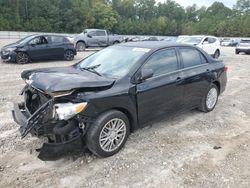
left=178, top=35, right=219, bottom=38
left=118, top=41, right=196, bottom=50
left=85, top=29, right=105, bottom=31
left=28, top=34, right=66, bottom=38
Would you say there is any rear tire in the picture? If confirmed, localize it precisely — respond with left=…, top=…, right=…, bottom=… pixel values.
left=113, top=41, right=120, bottom=45
left=76, top=41, right=86, bottom=51
left=16, top=52, right=29, bottom=64
left=86, top=110, right=130, bottom=158
left=199, top=84, right=219, bottom=113
left=235, top=50, right=239, bottom=55
left=64, top=50, right=74, bottom=61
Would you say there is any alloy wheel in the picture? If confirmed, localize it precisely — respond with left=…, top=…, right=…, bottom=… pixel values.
left=206, top=87, right=218, bottom=109
left=76, top=42, right=85, bottom=51
left=99, top=118, right=127, bottom=152
left=16, top=52, right=29, bottom=64
left=64, top=50, right=74, bottom=61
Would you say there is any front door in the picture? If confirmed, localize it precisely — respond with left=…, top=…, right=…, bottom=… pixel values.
left=27, top=36, right=50, bottom=60
left=136, top=48, right=184, bottom=126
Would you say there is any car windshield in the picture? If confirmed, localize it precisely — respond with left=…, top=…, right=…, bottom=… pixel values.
left=181, top=37, right=203, bottom=44
left=16, top=35, right=35, bottom=44
left=76, top=46, right=149, bottom=78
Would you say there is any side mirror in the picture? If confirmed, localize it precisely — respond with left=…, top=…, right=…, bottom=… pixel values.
left=203, top=41, right=209, bottom=45
left=139, top=68, right=153, bottom=82
left=87, top=34, right=92, bottom=38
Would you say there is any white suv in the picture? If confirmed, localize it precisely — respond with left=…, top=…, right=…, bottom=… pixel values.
left=177, top=35, right=221, bottom=59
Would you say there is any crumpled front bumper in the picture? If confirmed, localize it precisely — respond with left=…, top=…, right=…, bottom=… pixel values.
left=1, top=51, right=16, bottom=62
left=12, top=100, right=85, bottom=161
left=12, top=100, right=54, bottom=138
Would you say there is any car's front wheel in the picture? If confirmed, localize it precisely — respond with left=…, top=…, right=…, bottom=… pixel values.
left=16, top=52, right=29, bottom=64
left=86, top=110, right=130, bottom=157
left=199, top=84, right=219, bottom=112
left=64, top=50, right=74, bottom=61
left=76, top=41, right=86, bottom=51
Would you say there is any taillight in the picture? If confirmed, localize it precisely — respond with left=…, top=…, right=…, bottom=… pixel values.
left=224, top=66, right=228, bottom=72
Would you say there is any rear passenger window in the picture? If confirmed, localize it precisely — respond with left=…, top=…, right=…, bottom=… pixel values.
left=51, top=36, right=64, bottom=44
left=179, top=48, right=206, bottom=68
left=143, top=48, right=178, bottom=77
left=96, top=31, right=106, bottom=36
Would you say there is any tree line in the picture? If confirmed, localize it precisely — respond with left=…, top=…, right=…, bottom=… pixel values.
left=0, top=0, right=249, bottom=37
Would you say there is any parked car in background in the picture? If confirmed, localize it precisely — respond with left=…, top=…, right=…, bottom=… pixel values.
left=74, top=29, right=124, bottom=51
left=1, top=34, right=76, bottom=64
left=177, top=35, right=221, bottom=59
left=176, top=35, right=189, bottom=43
left=142, top=36, right=159, bottom=41
left=221, top=38, right=238, bottom=46
left=12, top=42, right=227, bottom=160
left=235, top=39, right=250, bottom=54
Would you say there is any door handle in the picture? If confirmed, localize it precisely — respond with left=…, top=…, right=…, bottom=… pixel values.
left=175, top=77, right=183, bottom=83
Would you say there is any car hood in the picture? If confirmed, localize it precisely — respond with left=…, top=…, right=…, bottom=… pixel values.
left=2, top=42, right=21, bottom=49
left=21, top=66, right=115, bottom=93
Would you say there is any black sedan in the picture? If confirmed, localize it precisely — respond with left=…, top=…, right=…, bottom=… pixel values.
left=12, top=42, right=227, bottom=160
left=1, top=34, right=76, bottom=64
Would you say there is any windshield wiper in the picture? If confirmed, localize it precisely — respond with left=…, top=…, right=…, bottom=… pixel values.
left=80, top=64, right=102, bottom=76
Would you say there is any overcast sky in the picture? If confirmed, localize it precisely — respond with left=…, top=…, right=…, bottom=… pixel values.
left=156, top=0, right=237, bottom=8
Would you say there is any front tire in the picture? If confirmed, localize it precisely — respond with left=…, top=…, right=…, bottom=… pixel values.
left=76, top=41, right=86, bottom=51
left=199, top=84, right=219, bottom=112
left=16, top=52, right=29, bottom=64
left=86, top=110, right=130, bottom=158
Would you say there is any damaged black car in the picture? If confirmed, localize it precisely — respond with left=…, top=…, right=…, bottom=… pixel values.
left=12, top=42, right=227, bottom=160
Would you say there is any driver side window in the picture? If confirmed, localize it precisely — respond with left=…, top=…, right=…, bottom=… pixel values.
left=142, top=48, right=179, bottom=77
left=29, top=36, right=48, bottom=45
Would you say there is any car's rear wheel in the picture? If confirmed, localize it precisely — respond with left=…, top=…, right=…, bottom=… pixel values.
left=16, top=52, right=29, bottom=64
left=64, top=50, right=74, bottom=61
left=86, top=110, right=130, bottom=157
left=199, top=84, right=219, bottom=112
left=113, top=41, right=120, bottom=45
left=235, top=50, right=239, bottom=55
left=213, top=50, right=220, bottom=59
left=76, top=41, right=86, bottom=51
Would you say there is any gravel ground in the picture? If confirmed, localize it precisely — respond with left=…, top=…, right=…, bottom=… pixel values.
left=0, top=39, right=250, bottom=188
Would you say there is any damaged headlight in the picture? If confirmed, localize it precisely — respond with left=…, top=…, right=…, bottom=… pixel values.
left=54, top=102, right=87, bottom=120
left=2, top=47, right=16, bottom=55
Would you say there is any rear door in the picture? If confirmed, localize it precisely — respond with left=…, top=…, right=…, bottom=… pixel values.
left=95, top=30, right=108, bottom=46
left=178, top=47, right=211, bottom=108
left=136, top=48, right=184, bottom=125
left=47, top=36, right=65, bottom=58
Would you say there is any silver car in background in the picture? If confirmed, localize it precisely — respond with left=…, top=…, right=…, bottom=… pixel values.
left=74, top=29, right=124, bottom=51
